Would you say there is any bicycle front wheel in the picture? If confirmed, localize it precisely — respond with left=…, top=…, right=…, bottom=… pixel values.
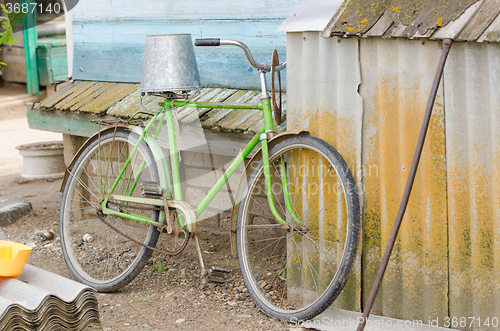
left=60, top=128, right=160, bottom=292
left=237, top=135, right=360, bottom=321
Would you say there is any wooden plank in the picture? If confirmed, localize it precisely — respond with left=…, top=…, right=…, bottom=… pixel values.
left=388, top=22, right=410, bottom=38
left=216, top=94, right=262, bottom=132
left=1, top=46, right=27, bottom=83
left=432, top=0, right=483, bottom=40
left=365, top=11, right=394, bottom=37
left=457, top=0, right=500, bottom=41
left=79, top=83, right=137, bottom=114
left=107, top=88, right=155, bottom=118
left=43, top=81, right=96, bottom=110
left=27, top=108, right=111, bottom=137
left=478, top=9, right=500, bottom=41
left=71, top=0, right=301, bottom=21
left=412, top=28, right=435, bottom=39
left=55, top=82, right=104, bottom=111
left=184, top=129, right=253, bottom=157
left=202, top=90, right=256, bottom=127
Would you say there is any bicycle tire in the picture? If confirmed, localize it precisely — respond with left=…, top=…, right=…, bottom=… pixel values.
left=236, top=135, right=360, bottom=321
left=60, top=129, right=160, bottom=292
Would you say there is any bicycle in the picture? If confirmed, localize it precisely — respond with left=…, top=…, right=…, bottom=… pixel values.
left=59, top=37, right=361, bottom=321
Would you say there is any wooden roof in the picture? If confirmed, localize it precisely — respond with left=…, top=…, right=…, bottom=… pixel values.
left=320, top=0, right=500, bottom=42
left=37, top=81, right=287, bottom=135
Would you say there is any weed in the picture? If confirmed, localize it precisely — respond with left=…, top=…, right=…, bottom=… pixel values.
left=150, top=260, right=165, bottom=273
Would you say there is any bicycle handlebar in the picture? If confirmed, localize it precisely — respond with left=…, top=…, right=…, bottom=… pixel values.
left=195, top=38, right=286, bottom=72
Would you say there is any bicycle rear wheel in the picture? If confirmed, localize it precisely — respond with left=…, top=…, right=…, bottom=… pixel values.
left=60, top=129, right=160, bottom=292
left=237, top=135, right=360, bottom=321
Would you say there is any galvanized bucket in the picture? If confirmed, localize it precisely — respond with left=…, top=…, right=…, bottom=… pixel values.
left=140, top=34, right=201, bottom=93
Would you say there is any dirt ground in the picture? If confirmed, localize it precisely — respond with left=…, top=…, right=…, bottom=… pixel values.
left=0, top=173, right=302, bottom=331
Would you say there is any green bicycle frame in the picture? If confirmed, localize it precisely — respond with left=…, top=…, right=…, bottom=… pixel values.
left=100, top=89, right=299, bottom=228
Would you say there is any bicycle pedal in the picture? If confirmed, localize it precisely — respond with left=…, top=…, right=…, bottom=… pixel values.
left=208, top=266, right=230, bottom=284
left=139, top=181, right=163, bottom=197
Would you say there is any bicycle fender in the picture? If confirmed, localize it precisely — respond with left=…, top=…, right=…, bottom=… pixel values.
left=229, top=130, right=309, bottom=257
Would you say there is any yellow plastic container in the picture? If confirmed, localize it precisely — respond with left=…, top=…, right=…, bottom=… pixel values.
left=0, top=240, right=32, bottom=278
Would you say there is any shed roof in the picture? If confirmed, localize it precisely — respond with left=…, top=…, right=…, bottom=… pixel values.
left=281, top=0, right=500, bottom=42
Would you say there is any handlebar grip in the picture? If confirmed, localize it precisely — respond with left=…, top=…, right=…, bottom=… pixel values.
left=194, top=38, right=220, bottom=47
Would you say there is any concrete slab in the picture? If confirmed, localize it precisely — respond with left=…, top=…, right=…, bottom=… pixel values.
left=0, top=197, right=32, bottom=226
left=293, top=308, right=457, bottom=331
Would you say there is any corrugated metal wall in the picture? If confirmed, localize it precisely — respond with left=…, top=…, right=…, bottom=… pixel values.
left=359, top=38, right=449, bottom=323
left=444, top=41, right=500, bottom=329
left=287, top=32, right=363, bottom=311
left=287, top=33, right=500, bottom=330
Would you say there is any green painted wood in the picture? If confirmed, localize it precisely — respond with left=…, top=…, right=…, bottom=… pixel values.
left=21, top=0, right=39, bottom=95
left=36, top=39, right=68, bottom=85
left=27, top=109, right=105, bottom=137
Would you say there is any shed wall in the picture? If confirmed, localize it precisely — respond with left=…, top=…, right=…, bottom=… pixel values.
left=444, top=41, right=500, bottom=328
left=359, top=38, right=449, bottom=323
left=286, top=31, right=363, bottom=311
left=70, top=0, right=300, bottom=89
left=287, top=32, right=500, bottom=330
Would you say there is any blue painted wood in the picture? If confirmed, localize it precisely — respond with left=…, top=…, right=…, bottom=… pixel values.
left=72, top=20, right=288, bottom=89
left=72, top=0, right=301, bottom=21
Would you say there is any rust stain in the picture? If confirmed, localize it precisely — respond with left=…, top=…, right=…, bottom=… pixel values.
left=361, top=61, right=448, bottom=321
left=288, top=102, right=362, bottom=310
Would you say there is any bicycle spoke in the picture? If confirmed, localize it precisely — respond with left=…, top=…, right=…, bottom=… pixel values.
left=237, top=136, right=360, bottom=320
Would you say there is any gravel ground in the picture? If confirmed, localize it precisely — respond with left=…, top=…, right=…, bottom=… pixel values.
left=0, top=174, right=306, bottom=331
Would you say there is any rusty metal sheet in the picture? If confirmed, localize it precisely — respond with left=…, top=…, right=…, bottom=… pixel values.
left=286, top=32, right=363, bottom=311
left=359, top=38, right=448, bottom=323
left=443, top=41, right=500, bottom=328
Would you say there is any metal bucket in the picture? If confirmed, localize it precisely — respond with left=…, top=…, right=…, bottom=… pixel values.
left=140, top=34, right=201, bottom=93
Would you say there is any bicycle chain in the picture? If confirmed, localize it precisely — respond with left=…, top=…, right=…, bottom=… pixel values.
left=95, top=209, right=177, bottom=256
left=108, top=200, right=162, bottom=211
